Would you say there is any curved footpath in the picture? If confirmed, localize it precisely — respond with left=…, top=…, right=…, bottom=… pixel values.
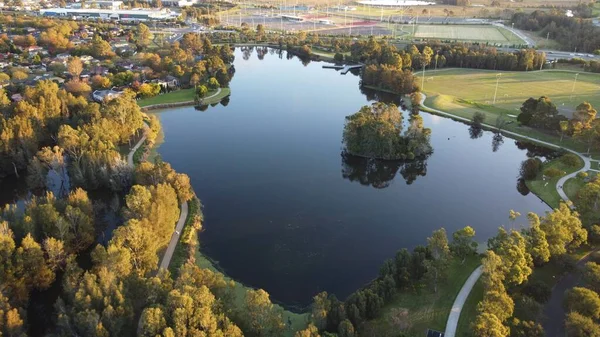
left=444, top=266, right=483, bottom=337
left=417, top=94, right=591, bottom=337
left=127, top=122, right=188, bottom=272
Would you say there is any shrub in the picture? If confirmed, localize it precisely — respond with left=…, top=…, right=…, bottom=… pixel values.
left=334, top=53, right=344, bottom=62
left=544, top=167, right=565, bottom=178
left=561, top=153, right=581, bottom=168
left=522, top=280, right=551, bottom=303
left=556, top=254, right=578, bottom=274
left=520, top=158, right=543, bottom=180
left=577, top=172, right=589, bottom=180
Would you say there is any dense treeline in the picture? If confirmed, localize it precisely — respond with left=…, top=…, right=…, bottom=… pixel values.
left=414, top=42, right=547, bottom=71
left=512, top=10, right=600, bottom=53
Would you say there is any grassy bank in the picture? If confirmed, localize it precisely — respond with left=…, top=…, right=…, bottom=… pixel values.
left=360, top=255, right=480, bottom=336
left=525, top=155, right=584, bottom=208
left=137, top=88, right=231, bottom=108
left=138, top=88, right=195, bottom=107
left=202, top=87, right=231, bottom=105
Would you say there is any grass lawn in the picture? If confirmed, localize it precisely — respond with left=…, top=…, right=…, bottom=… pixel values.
left=359, top=255, right=480, bottom=337
left=203, top=87, right=231, bottom=105
left=525, top=156, right=584, bottom=208
left=564, top=176, right=585, bottom=202
left=421, top=69, right=600, bottom=155
left=138, top=88, right=231, bottom=107
left=138, top=88, right=195, bottom=107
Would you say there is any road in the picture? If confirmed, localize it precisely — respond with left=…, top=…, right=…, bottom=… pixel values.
left=542, top=250, right=598, bottom=336
left=445, top=266, right=483, bottom=337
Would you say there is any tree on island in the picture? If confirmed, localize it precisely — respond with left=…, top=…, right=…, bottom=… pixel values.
left=342, top=102, right=432, bottom=160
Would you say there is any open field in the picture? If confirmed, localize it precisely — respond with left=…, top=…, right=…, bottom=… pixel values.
left=360, top=255, right=480, bottom=337
left=413, top=24, right=520, bottom=43
left=422, top=69, right=600, bottom=118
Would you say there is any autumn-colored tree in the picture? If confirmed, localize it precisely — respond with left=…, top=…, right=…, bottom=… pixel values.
left=67, top=57, right=83, bottom=78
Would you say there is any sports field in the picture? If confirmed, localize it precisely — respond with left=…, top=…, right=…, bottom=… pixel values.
left=422, top=69, right=600, bottom=118
left=413, top=24, right=521, bottom=43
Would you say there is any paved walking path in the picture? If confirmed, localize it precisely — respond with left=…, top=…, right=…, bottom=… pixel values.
left=127, top=124, right=148, bottom=168
left=419, top=94, right=590, bottom=337
left=444, top=266, right=483, bottom=337
left=126, top=123, right=188, bottom=272
left=159, top=201, right=189, bottom=270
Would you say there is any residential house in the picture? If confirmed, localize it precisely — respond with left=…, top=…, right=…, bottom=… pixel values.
left=92, top=89, right=123, bottom=102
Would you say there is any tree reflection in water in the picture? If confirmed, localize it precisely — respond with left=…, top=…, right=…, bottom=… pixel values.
left=515, top=140, right=561, bottom=160
left=516, top=178, right=530, bottom=196
left=469, top=125, right=483, bottom=139
left=492, top=133, right=504, bottom=152
left=341, top=152, right=428, bottom=188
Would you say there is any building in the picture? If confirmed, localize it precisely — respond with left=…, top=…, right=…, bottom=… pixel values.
left=92, top=89, right=123, bottom=102
left=40, top=8, right=178, bottom=21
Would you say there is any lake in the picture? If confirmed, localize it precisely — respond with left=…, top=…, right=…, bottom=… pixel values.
left=154, top=47, right=550, bottom=308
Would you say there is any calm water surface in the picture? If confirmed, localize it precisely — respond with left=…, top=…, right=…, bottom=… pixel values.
left=155, top=48, right=550, bottom=307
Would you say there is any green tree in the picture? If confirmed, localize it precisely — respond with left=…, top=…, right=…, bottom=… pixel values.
left=472, top=312, right=509, bottom=337
left=519, top=158, right=542, bottom=180
left=572, top=102, right=597, bottom=129
left=539, top=202, right=587, bottom=255
left=583, top=262, right=600, bottom=292
left=523, top=213, right=551, bottom=266
left=477, top=288, right=514, bottom=322
left=566, top=311, right=600, bottom=337
left=337, top=319, right=355, bottom=337
left=242, top=289, right=285, bottom=337
left=565, top=287, right=600, bottom=319
left=311, top=292, right=330, bottom=330
left=295, top=324, right=320, bottom=337
left=488, top=228, right=533, bottom=286
left=135, top=23, right=153, bottom=50
left=450, top=226, right=477, bottom=263
left=510, top=318, right=544, bottom=337
left=425, top=228, right=450, bottom=293
left=208, top=77, right=220, bottom=90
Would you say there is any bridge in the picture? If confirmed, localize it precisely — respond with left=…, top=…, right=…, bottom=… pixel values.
left=322, top=64, right=364, bottom=74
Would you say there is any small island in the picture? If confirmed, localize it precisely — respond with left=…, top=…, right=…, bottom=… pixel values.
left=342, top=102, right=433, bottom=160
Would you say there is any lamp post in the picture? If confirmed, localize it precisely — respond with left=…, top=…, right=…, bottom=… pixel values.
left=493, top=73, right=501, bottom=105
left=572, top=73, right=579, bottom=93
left=421, top=64, right=426, bottom=90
